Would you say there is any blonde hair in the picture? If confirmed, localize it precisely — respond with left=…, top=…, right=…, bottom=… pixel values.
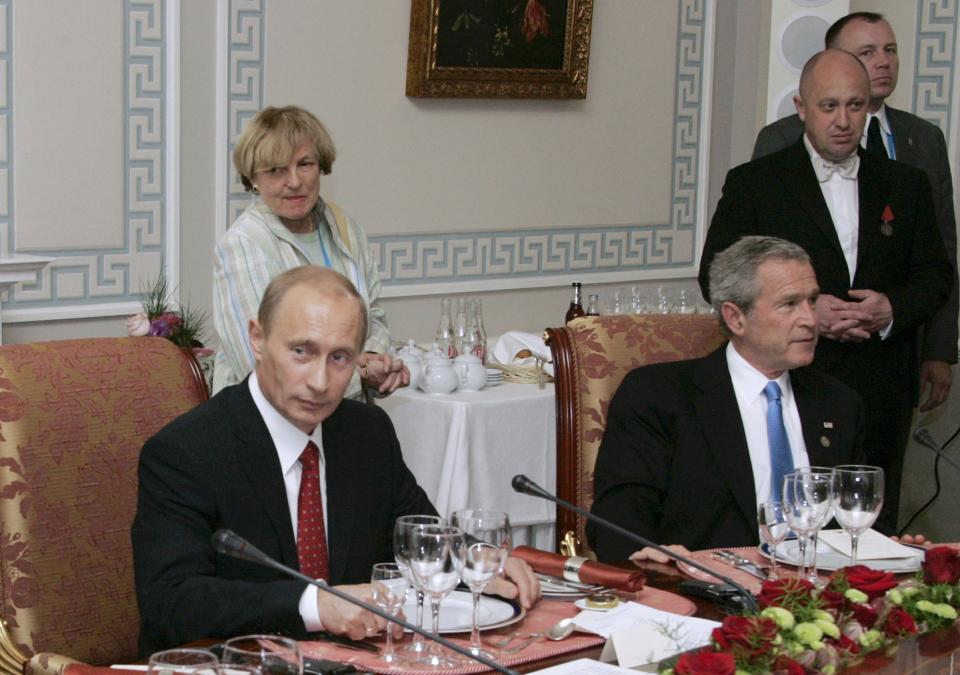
left=233, top=106, right=336, bottom=191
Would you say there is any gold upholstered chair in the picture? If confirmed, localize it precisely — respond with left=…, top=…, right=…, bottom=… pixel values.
left=0, top=338, right=209, bottom=673
left=544, top=314, right=726, bottom=556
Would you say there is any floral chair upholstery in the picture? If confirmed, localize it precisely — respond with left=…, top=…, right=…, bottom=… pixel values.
left=0, top=338, right=209, bottom=673
left=544, top=314, right=726, bottom=556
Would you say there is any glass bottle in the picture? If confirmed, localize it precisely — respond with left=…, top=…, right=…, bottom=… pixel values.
left=565, top=282, right=585, bottom=323
left=470, top=299, right=488, bottom=363
left=435, top=297, right=455, bottom=359
left=586, top=294, right=600, bottom=316
left=453, top=297, right=468, bottom=358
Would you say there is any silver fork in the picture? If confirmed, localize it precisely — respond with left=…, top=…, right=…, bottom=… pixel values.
left=498, top=634, right=543, bottom=654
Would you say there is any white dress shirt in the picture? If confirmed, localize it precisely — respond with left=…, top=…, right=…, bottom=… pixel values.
left=249, top=372, right=326, bottom=630
left=804, top=134, right=859, bottom=285
left=726, top=343, right=811, bottom=506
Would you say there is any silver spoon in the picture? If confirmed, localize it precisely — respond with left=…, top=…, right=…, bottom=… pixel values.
left=497, top=617, right=576, bottom=654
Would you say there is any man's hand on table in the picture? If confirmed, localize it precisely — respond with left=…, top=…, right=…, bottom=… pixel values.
left=485, top=556, right=541, bottom=609
left=629, top=545, right=692, bottom=566
left=316, top=583, right=403, bottom=640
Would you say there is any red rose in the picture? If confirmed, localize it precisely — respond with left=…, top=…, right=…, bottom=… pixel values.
left=883, top=607, right=918, bottom=637
left=158, top=311, right=183, bottom=327
left=772, top=656, right=806, bottom=675
left=818, top=588, right=846, bottom=612
left=843, top=565, right=898, bottom=599
left=711, top=615, right=779, bottom=653
left=834, top=634, right=861, bottom=655
left=758, top=577, right=814, bottom=607
left=851, top=602, right=878, bottom=629
left=923, top=546, right=960, bottom=585
left=675, top=649, right=735, bottom=675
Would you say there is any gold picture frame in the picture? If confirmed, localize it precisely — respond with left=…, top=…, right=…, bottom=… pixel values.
left=406, top=0, right=594, bottom=99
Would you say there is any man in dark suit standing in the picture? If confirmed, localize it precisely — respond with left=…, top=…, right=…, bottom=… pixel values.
left=753, top=12, right=958, bottom=415
left=699, top=49, right=952, bottom=533
left=591, top=237, right=865, bottom=561
left=132, top=267, right=539, bottom=654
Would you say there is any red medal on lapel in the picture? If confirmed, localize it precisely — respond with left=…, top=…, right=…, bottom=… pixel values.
left=880, top=205, right=894, bottom=237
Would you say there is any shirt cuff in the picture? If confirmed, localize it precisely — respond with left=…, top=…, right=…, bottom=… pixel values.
left=299, top=584, right=323, bottom=631
left=879, top=319, right=893, bottom=340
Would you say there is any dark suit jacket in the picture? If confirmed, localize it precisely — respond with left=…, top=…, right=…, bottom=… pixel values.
left=589, top=347, right=865, bottom=561
left=132, top=379, right=436, bottom=655
left=698, top=139, right=952, bottom=405
left=753, top=109, right=958, bottom=363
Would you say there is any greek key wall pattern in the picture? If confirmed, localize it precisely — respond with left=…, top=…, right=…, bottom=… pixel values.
left=7, top=0, right=167, bottom=313
left=913, top=0, right=958, bottom=140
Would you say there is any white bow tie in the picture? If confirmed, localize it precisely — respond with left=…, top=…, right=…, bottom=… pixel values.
left=813, top=155, right=860, bottom=183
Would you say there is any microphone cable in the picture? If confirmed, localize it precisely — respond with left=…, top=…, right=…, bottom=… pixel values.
left=898, top=422, right=960, bottom=536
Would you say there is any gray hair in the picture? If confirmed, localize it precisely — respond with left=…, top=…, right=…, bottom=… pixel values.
left=709, top=236, right=811, bottom=334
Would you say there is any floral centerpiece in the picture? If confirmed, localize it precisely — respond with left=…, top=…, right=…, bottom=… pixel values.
left=126, top=275, right=210, bottom=352
left=660, top=545, right=960, bottom=674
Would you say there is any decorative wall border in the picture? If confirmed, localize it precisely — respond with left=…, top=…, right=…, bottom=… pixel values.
left=5, top=0, right=179, bottom=321
left=218, top=0, right=714, bottom=292
left=216, top=0, right=264, bottom=237
left=913, top=0, right=958, bottom=141
left=372, top=0, right=713, bottom=290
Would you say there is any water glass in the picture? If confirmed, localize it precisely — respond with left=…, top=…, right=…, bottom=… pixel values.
left=831, top=465, right=884, bottom=565
left=409, top=524, right=466, bottom=667
left=222, top=635, right=302, bottom=675
left=757, top=502, right=790, bottom=580
left=393, top=514, right=443, bottom=656
left=450, top=509, right=511, bottom=657
left=148, top=649, right=220, bottom=675
left=371, top=562, right=410, bottom=664
left=782, top=468, right=833, bottom=583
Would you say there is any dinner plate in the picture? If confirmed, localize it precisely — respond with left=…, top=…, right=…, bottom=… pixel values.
left=761, top=540, right=924, bottom=573
left=401, top=590, right=523, bottom=634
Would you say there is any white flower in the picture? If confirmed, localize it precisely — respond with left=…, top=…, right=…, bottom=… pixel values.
left=126, top=312, right=151, bottom=337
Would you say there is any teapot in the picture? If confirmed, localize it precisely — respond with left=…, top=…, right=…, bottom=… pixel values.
left=418, top=353, right=459, bottom=395
left=393, top=339, right=425, bottom=390
left=453, top=354, right=486, bottom=391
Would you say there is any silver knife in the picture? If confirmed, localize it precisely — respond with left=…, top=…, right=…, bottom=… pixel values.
left=712, top=551, right=767, bottom=580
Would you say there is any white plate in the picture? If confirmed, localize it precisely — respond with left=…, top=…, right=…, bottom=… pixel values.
left=401, top=590, right=523, bottom=634
left=762, top=540, right=923, bottom=573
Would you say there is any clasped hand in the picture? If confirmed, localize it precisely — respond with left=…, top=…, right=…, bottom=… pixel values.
left=815, top=291, right=892, bottom=342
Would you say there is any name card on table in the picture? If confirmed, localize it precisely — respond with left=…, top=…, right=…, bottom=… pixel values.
left=572, top=602, right=720, bottom=669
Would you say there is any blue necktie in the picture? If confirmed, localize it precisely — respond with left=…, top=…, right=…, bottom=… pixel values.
left=764, top=381, right=795, bottom=503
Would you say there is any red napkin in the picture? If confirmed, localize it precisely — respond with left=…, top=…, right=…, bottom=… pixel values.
left=512, top=545, right=646, bottom=591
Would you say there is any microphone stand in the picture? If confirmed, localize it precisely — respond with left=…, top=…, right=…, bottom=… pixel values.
left=511, top=474, right=760, bottom=613
left=212, top=529, right=518, bottom=675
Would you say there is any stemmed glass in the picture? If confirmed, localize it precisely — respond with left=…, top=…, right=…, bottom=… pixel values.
left=450, top=509, right=511, bottom=658
left=371, top=562, right=410, bottom=665
left=148, top=649, right=220, bottom=675
left=757, top=502, right=790, bottom=580
left=393, top=514, right=443, bottom=657
left=408, top=524, right=466, bottom=668
left=782, top=469, right=833, bottom=583
left=222, top=635, right=303, bottom=675
left=831, top=465, right=884, bottom=565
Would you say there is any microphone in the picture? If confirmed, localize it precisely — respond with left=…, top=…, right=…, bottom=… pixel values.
left=212, top=529, right=518, bottom=675
left=913, top=427, right=960, bottom=474
left=511, top=474, right=760, bottom=612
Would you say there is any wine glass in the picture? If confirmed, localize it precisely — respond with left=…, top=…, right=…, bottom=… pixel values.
left=371, top=562, right=410, bottom=665
left=393, top=514, right=443, bottom=657
left=450, top=509, right=511, bottom=657
left=408, top=524, right=466, bottom=668
left=147, top=649, right=220, bottom=675
left=757, top=502, right=789, bottom=580
left=222, top=635, right=302, bottom=675
left=782, top=468, right=833, bottom=583
left=832, top=465, right=884, bottom=565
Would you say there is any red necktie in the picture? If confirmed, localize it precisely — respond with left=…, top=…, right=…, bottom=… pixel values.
left=297, top=441, right=330, bottom=581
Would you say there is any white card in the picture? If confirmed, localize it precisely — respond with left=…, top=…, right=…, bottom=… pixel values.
left=818, top=528, right=920, bottom=560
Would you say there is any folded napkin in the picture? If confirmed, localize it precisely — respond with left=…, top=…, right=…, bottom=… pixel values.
left=489, top=331, right=555, bottom=376
left=512, top=545, right=646, bottom=591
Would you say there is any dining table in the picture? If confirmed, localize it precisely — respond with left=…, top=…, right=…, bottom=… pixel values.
left=378, top=382, right=557, bottom=550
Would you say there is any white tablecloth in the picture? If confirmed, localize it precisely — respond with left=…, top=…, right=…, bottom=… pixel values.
left=379, top=382, right=557, bottom=550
